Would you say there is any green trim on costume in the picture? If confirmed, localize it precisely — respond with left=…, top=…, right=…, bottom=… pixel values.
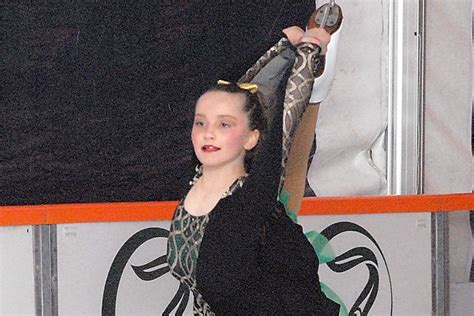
left=278, top=188, right=298, bottom=223
left=305, top=230, right=335, bottom=264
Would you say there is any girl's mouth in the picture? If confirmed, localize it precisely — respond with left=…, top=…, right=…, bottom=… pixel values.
left=202, top=145, right=221, bottom=152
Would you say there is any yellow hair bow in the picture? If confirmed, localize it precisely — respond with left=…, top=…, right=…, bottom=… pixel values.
left=217, top=80, right=258, bottom=94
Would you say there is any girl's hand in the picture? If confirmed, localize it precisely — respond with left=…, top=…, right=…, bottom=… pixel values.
left=282, top=26, right=330, bottom=54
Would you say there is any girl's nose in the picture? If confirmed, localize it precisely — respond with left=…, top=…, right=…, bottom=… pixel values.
left=204, top=126, right=215, bottom=139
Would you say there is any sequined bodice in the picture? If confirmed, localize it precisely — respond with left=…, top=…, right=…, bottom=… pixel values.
left=167, top=203, right=213, bottom=315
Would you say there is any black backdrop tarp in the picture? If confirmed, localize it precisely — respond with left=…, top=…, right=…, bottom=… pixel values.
left=1, top=1, right=313, bottom=205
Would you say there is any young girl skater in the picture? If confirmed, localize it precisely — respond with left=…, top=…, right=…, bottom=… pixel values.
left=167, top=17, right=342, bottom=315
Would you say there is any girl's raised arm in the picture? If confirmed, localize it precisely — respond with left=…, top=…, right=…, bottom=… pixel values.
left=280, top=21, right=342, bottom=216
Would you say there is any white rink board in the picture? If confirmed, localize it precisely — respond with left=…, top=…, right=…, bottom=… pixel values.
left=57, top=221, right=192, bottom=315
left=56, top=212, right=431, bottom=315
left=299, top=212, right=432, bottom=316
left=0, top=226, right=35, bottom=315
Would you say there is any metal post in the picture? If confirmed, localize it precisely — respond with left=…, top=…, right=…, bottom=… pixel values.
left=432, top=212, right=449, bottom=315
left=387, top=0, right=424, bottom=195
left=33, top=225, right=58, bottom=316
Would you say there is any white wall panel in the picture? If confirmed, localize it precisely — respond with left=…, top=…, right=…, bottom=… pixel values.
left=308, top=0, right=390, bottom=196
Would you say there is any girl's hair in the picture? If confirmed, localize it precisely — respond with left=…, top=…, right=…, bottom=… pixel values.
left=205, top=82, right=269, bottom=172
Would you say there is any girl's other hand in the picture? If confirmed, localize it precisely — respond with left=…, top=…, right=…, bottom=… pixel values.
left=282, top=26, right=330, bottom=54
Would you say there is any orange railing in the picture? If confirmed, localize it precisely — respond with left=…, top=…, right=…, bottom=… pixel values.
left=0, top=193, right=473, bottom=226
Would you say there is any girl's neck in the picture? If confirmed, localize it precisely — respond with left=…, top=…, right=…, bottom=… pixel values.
left=199, top=164, right=247, bottom=191
left=184, top=163, right=247, bottom=216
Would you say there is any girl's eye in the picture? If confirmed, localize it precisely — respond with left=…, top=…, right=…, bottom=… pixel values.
left=194, top=121, right=205, bottom=127
left=220, top=122, right=231, bottom=128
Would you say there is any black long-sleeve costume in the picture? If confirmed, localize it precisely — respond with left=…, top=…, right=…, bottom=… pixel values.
left=167, top=39, right=340, bottom=315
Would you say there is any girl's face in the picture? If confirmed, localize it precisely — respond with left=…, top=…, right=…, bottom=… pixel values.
left=192, top=91, right=259, bottom=171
